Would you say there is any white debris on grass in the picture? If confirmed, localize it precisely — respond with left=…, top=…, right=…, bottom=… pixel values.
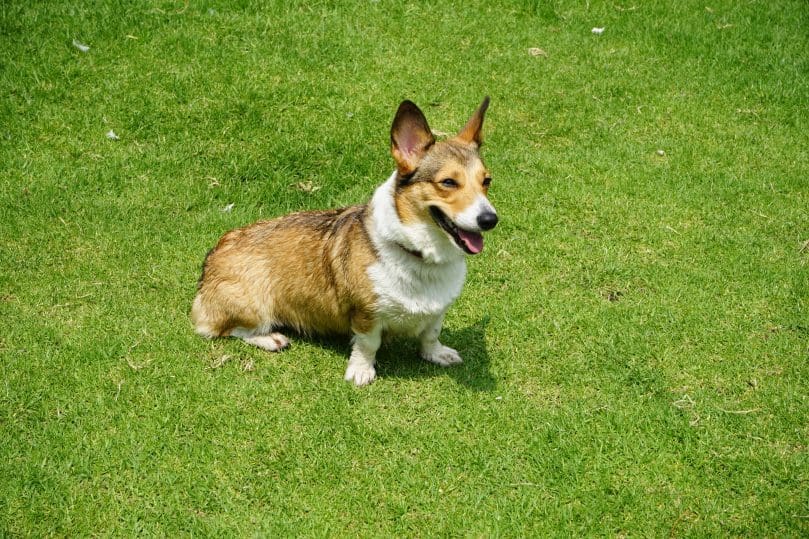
left=591, top=27, right=605, bottom=35
left=221, top=203, right=235, bottom=213
left=72, top=39, right=90, bottom=52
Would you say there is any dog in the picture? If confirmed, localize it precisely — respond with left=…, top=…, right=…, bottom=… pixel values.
left=191, top=97, right=497, bottom=385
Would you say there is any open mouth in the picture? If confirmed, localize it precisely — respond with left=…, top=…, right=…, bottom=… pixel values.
left=429, top=206, right=484, bottom=255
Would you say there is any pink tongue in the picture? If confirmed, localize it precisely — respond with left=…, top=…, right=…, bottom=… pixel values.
left=458, top=229, right=484, bottom=254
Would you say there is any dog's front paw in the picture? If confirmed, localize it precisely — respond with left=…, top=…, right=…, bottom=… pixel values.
left=422, top=344, right=463, bottom=367
left=344, top=361, right=376, bottom=386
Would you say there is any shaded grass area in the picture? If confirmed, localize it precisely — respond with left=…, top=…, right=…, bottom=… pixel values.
left=1, top=0, right=807, bottom=535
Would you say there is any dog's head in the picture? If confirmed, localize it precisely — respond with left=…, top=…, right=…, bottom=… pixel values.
left=390, top=97, right=497, bottom=255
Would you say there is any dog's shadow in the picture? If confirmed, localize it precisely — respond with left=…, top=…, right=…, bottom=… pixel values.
left=310, top=316, right=495, bottom=391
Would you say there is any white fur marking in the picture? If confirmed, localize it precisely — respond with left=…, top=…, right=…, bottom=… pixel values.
left=367, top=174, right=467, bottom=335
left=231, top=328, right=290, bottom=352
left=345, top=327, right=382, bottom=386
left=344, top=361, right=376, bottom=386
left=455, top=194, right=496, bottom=232
left=360, top=172, right=475, bottom=378
left=421, top=343, right=463, bottom=366
left=419, top=314, right=463, bottom=366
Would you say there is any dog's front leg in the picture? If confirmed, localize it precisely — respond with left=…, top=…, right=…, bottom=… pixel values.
left=344, top=325, right=382, bottom=386
left=419, top=314, right=463, bottom=367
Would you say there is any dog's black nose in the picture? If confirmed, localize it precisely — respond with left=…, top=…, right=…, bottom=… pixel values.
left=477, top=212, right=498, bottom=231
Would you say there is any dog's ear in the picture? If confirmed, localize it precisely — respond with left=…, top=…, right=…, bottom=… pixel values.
left=456, top=96, right=490, bottom=147
left=391, top=100, right=435, bottom=175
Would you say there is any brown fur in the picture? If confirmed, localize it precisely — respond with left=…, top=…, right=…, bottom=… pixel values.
left=191, top=205, right=378, bottom=337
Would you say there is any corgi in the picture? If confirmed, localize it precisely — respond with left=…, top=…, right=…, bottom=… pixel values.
left=191, top=97, right=497, bottom=386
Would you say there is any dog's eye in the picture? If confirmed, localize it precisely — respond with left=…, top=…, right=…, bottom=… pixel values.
left=482, top=177, right=492, bottom=188
left=440, top=178, right=459, bottom=189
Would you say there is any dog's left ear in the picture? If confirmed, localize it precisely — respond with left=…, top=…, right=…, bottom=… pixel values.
left=456, top=96, right=490, bottom=147
left=391, top=100, right=435, bottom=176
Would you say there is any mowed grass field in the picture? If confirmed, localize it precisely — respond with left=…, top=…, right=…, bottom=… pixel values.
left=1, top=0, right=807, bottom=535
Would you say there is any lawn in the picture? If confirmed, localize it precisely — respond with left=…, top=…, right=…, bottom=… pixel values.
left=1, top=0, right=807, bottom=536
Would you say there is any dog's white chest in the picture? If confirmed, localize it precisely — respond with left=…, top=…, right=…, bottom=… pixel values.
left=367, top=256, right=466, bottom=335
left=364, top=172, right=470, bottom=336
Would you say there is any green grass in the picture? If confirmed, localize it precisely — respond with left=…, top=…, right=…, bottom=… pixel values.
left=1, top=0, right=807, bottom=535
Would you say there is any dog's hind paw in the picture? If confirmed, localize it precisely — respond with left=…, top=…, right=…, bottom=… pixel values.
left=243, top=332, right=290, bottom=352
left=422, top=344, right=463, bottom=367
left=344, top=362, right=376, bottom=386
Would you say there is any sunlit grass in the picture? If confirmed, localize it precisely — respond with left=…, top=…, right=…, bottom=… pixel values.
left=1, top=0, right=806, bottom=535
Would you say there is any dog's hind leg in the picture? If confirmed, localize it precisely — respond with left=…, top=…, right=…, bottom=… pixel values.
left=192, top=289, right=289, bottom=351
left=245, top=334, right=290, bottom=352
left=230, top=327, right=290, bottom=352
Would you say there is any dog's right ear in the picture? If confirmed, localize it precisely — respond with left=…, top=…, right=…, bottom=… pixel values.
left=391, top=100, right=435, bottom=176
